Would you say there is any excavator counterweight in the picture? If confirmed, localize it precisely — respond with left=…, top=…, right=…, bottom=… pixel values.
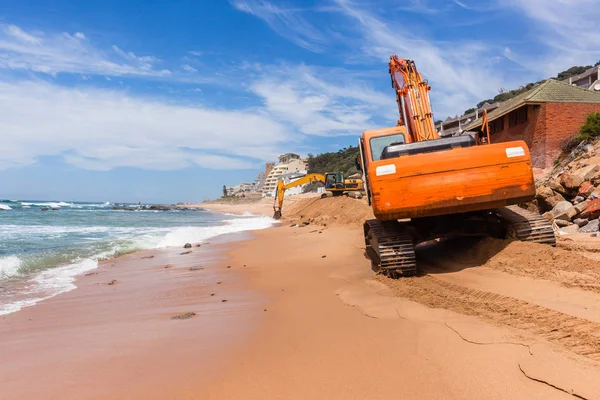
left=359, top=55, right=555, bottom=278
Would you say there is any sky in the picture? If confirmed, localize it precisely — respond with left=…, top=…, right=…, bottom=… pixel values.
left=2, top=0, right=600, bottom=203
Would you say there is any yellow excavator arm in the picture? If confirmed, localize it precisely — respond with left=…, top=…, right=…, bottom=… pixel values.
left=273, top=173, right=325, bottom=219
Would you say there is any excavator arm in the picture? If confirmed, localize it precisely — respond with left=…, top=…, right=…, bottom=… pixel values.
left=273, top=173, right=326, bottom=219
left=389, top=55, right=439, bottom=142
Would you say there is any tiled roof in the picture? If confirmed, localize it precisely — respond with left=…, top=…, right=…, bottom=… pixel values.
left=465, top=79, right=600, bottom=131
left=561, top=66, right=598, bottom=83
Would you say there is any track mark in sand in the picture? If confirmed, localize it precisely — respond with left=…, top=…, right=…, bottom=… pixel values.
left=518, top=364, right=588, bottom=400
left=444, top=322, right=532, bottom=354
left=377, top=274, right=600, bottom=361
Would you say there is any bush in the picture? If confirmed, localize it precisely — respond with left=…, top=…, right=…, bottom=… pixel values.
left=578, top=112, right=600, bottom=141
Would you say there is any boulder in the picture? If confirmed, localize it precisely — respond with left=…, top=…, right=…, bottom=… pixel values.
left=560, top=173, right=585, bottom=190
left=575, top=164, right=600, bottom=181
left=582, top=199, right=600, bottom=220
left=555, top=202, right=585, bottom=222
left=579, top=182, right=595, bottom=198
left=550, top=201, right=573, bottom=220
left=535, top=185, right=565, bottom=211
left=554, top=219, right=569, bottom=227
left=549, top=179, right=571, bottom=196
left=579, top=219, right=600, bottom=233
left=183, top=243, right=192, bottom=248
left=561, top=225, right=580, bottom=234
left=573, top=218, right=589, bottom=227
left=574, top=200, right=589, bottom=215
left=573, top=195, right=585, bottom=204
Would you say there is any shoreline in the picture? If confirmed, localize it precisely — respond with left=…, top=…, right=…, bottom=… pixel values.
left=0, top=229, right=269, bottom=400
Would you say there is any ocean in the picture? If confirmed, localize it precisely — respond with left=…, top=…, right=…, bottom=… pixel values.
left=0, top=200, right=275, bottom=315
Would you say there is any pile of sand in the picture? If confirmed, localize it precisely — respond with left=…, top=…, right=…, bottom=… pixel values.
left=464, top=237, right=600, bottom=293
left=283, top=196, right=374, bottom=227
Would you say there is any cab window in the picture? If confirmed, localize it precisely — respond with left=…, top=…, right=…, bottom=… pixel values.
left=370, top=134, right=405, bottom=161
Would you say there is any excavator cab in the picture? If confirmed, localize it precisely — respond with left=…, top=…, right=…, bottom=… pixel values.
left=325, top=172, right=344, bottom=191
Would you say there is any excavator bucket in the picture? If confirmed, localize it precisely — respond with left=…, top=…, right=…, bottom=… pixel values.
left=273, top=210, right=282, bottom=220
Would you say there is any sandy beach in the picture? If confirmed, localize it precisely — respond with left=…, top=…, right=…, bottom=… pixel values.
left=2, top=196, right=600, bottom=399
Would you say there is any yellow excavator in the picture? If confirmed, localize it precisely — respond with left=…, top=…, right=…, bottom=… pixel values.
left=273, top=172, right=363, bottom=219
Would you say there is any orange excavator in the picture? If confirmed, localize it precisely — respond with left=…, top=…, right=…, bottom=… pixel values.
left=358, top=55, right=555, bottom=278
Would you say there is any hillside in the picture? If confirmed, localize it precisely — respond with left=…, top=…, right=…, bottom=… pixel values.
left=306, top=146, right=360, bottom=176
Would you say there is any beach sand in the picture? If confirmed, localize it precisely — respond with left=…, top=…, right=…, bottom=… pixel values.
left=2, top=200, right=600, bottom=399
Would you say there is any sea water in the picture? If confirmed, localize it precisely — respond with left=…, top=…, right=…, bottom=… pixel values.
left=0, top=200, right=275, bottom=315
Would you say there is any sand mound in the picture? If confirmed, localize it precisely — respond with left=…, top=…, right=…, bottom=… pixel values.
left=466, top=238, right=600, bottom=293
left=283, top=196, right=374, bottom=227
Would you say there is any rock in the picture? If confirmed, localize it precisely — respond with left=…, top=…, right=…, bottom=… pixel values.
left=171, top=312, right=196, bottom=320
left=164, top=264, right=173, bottom=269
left=226, top=265, right=231, bottom=268
left=180, top=251, right=192, bottom=255
left=217, top=281, right=222, bottom=284
left=555, top=205, right=579, bottom=221
left=321, top=255, right=326, bottom=258
left=549, top=179, right=569, bottom=195
left=575, top=164, right=600, bottom=181
left=579, top=219, right=600, bottom=233
left=590, top=191, right=600, bottom=200
left=561, top=225, right=579, bottom=234
left=542, top=211, right=554, bottom=221
left=194, top=244, right=202, bottom=248
left=574, top=218, right=589, bottom=227
left=535, top=185, right=565, bottom=211
left=554, top=219, right=569, bottom=227
left=141, top=255, right=154, bottom=259
left=580, top=199, right=600, bottom=220
left=40, top=207, right=49, bottom=211
left=108, top=279, right=118, bottom=285
left=574, top=200, right=589, bottom=214
left=290, top=224, right=297, bottom=227
left=189, top=266, right=203, bottom=271
left=221, top=299, right=228, bottom=303
left=573, top=195, right=585, bottom=204
left=183, top=243, right=192, bottom=248
left=579, top=182, right=595, bottom=198
left=302, top=221, right=310, bottom=225
left=551, top=200, right=572, bottom=215
left=560, top=173, right=584, bottom=190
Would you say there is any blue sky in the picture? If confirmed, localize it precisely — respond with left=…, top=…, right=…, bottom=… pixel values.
left=2, top=0, right=599, bottom=203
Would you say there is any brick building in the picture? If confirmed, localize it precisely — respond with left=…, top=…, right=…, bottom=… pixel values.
left=465, top=79, right=600, bottom=168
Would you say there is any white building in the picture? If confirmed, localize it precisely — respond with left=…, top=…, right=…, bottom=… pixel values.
left=264, top=171, right=311, bottom=197
left=262, top=153, right=308, bottom=197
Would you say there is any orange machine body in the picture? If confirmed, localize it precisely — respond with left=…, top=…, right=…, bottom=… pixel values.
left=360, top=126, right=536, bottom=221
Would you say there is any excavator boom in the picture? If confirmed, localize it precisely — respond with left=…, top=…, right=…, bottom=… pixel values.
left=389, top=55, right=439, bottom=142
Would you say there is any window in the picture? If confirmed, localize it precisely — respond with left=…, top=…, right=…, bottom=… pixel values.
left=509, top=106, right=527, bottom=128
left=489, top=118, right=504, bottom=134
left=369, top=133, right=406, bottom=161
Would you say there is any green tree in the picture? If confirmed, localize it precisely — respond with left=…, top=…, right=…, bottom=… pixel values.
left=306, top=146, right=361, bottom=177
left=222, top=185, right=228, bottom=198
left=463, top=108, right=476, bottom=115
left=556, top=65, right=592, bottom=80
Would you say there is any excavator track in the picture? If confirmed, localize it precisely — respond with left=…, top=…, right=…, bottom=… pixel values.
left=495, top=205, right=556, bottom=246
left=364, top=219, right=417, bottom=277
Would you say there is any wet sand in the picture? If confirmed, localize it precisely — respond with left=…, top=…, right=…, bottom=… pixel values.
left=2, top=211, right=600, bottom=399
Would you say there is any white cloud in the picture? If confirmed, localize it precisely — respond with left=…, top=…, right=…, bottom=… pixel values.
left=0, top=80, right=289, bottom=171
left=188, top=50, right=203, bottom=56
left=0, top=23, right=171, bottom=77
left=5, top=24, right=41, bottom=45
left=230, top=0, right=328, bottom=52
left=182, top=64, right=198, bottom=73
left=251, top=64, right=395, bottom=136
left=503, top=0, right=600, bottom=76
